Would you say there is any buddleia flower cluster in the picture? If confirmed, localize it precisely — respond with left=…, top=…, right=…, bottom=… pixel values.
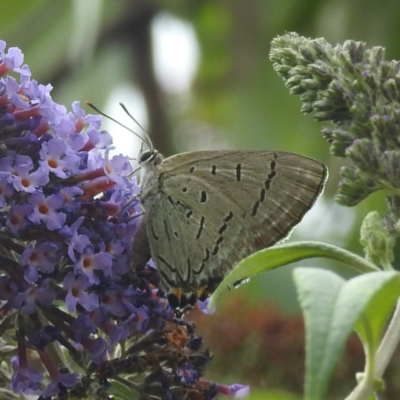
left=269, top=33, right=400, bottom=219
left=0, top=41, right=247, bottom=399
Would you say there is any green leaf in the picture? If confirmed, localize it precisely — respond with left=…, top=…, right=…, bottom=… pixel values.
left=108, top=380, right=139, bottom=400
left=247, top=389, right=301, bottom=400
left=353, top=273, right=400, bottom=356
left=208, top=241, right=379, bottom=310
left=294, top=268, right=400, bottom=400
left=359, top=211, right=395, bottom=269
left=0, top=314, right=15, bottom=336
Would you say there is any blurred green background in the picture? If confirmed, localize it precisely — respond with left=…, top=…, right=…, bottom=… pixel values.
left=2, top=1, right=399, bottom=398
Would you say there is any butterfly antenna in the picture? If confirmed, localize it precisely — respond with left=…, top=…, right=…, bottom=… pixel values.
left=128, top=165, right=141, bottom=178
left=85, top=101, right=149, bottom=148
left=119, top=102, right=154, bottom=150
left=112, top=194, right=141, bottom=219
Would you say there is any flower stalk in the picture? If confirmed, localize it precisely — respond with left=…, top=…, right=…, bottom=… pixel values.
left=0, top=40, right=245, bottom=399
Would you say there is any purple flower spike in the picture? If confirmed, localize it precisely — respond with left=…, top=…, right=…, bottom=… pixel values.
left=177, top=364, right=198, bottom=384
left=59, top=186, right=83, bottom=209
left=196, top=297, right=216, bottom=315
left=64, top=272, right=99, bottom=312
left=72, top=100, right=102, bottom=129
left=28, top=325, right=61, bottom=351
left=70, top=313, right=98, bottom=343
left=41, top=371, right=78, bottom=398
left=103, top=152, right=133, bottom=187
left=80, top=337, right=108, bottom=364
left=88, top=126, right=113, bottom=149
left=68, top=233, right=91, bottom=262
left=21, top=242, right=59, bottom=282
left=0, top=276, right=19, bottom=303
left=39, top=137, right=81, bottom=178
left=6, top=203, right=32, bottom=236
left=14, top=283, right=56, bottom=315
left=13, top=167, right=49, bottom=193
left=125, top=305, right=149, bottom=332
left=11, top=356, right=43, bottom=395
left=0, top=40, right=242, bottom=400
left=0, top=43, right=24, bottom=75
left=74, top=247, right=112, bottom=285
left=0, top=155, right=15, bottom=176
left=0, top=173, right=14, bottom=206
left=28, top=192, right=66, bottom=230
left=215, top=382, right=250, bottom=398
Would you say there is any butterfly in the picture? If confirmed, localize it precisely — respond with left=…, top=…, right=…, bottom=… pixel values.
left=131, top=146, right=327, bottom=309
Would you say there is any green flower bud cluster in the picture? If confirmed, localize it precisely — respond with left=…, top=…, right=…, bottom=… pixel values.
left=270, top=32, right=400, bottom=208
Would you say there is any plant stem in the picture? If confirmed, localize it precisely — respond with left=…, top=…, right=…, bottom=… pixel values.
left=344, top=298, right=400, bottom=400
left=375, top=298, right=400, bottom=378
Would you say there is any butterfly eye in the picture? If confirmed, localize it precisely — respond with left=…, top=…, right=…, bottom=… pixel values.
left=139, top=150, right=155, bottom=164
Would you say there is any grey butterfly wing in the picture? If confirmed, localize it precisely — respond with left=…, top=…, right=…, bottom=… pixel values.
left=145, top=168, right=250, bottom=291
left=145, top=150, right=327, bottom=291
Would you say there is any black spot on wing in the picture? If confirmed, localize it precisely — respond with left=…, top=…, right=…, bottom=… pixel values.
left=158, top=255, right=191, bottom=286
left=151, top=225, right=159, bottom=240
left=196, top=216, right=205, bottom=239
left=185, top=258, right=192, bottom=284
left=252, top=188, right=266, bottom=217
left=218, top=223, right=227, bottom=235
left=163, top=220, right=171, bottom=244
left=159, top=270, right=175, bottom=288
left=194, top=208, right=232, bottom=275
left=265, top=154, right=278, bottom=190
left=159, top=256, right=175, bottom=273
left=211, top=165, right=217, bottom=175
left=193, top=261, right=205, bottom=276
left=251, top=201, right=260, bottom=217
left=223, top=212, right=233, bottom=222
left=193, top=247, right=212, bottom=277
left=200, top=191, right=207, bottom=203
left=253, top=156, right=277, bottom=216
left=236, top=163, right=242, bottom=181
left=203, top=248, right=210, bottom=262
left=260, top=188, right=266, bottom=202
left=212, top=236, right=224, bottom=256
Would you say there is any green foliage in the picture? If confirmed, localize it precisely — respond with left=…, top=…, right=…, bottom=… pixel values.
left=210, top=234, right=400, bottom=399
left=209, top=241, right=378, bottom=309
left=270, top=33, right=400, bottom=207
left=108, top=380, right=139, bottom=400
left=247, top=389, right=301, bottom=400
left=360, top=211, right=396, bottom=269
left=208, top=32, right=400, bottom=400
left=295, top=268, right=400, bottom=400
left=4, top=3, right=400, bottom=399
